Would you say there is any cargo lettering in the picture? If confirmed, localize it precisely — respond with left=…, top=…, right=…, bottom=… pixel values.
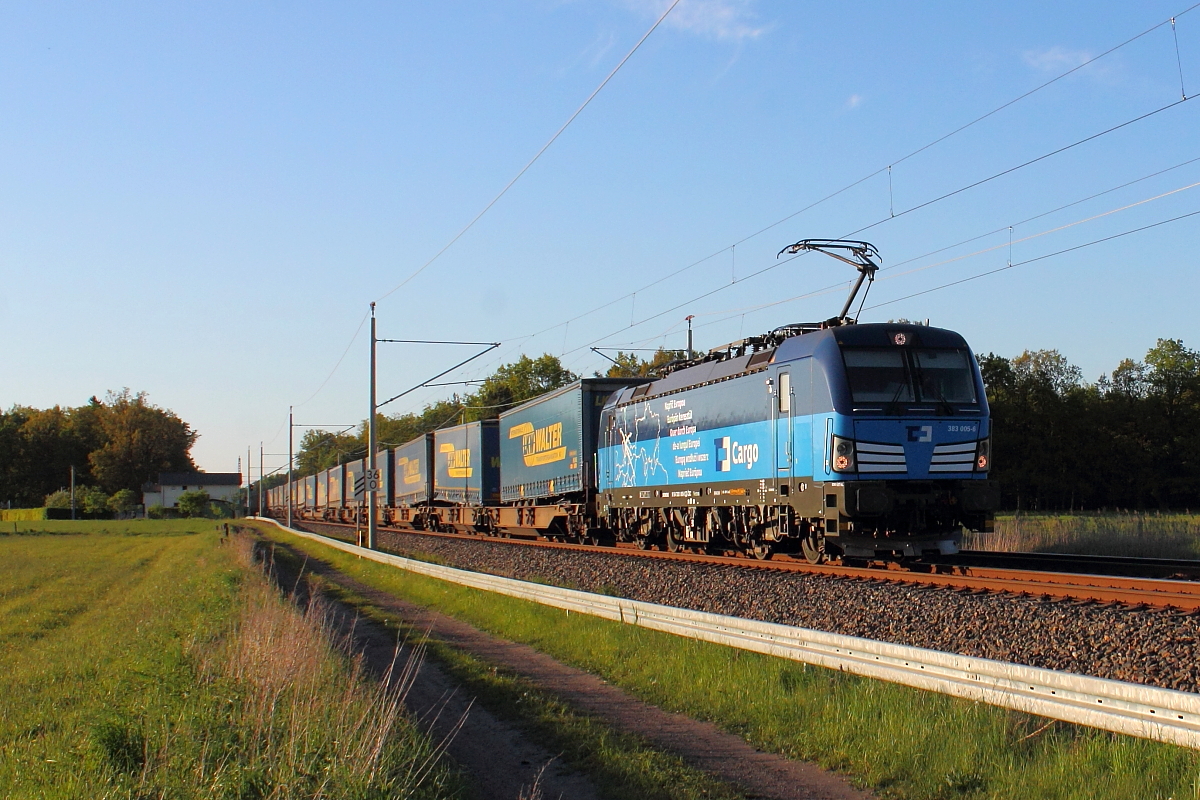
left=397, top=456, right=423, bottom=485
left=519, top=421, right=566, bottom=467
left=439, top=443, right=473, bottom=479
left=714, top=436, right=759, bottom=472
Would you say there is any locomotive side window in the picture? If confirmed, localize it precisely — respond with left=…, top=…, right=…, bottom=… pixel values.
left=778, top=372, right=791, bottom=413
left=842, top=348, right=914, bottom=403
left=913, top=349, right=977, bottom=404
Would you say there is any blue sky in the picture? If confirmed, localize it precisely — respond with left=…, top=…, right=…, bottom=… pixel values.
left=2, top=0, right=1198, bottom=476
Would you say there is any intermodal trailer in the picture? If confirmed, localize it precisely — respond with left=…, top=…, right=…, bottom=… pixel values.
left=375, top=449, right=394, bottom=510
left=434, top=420, right=500, bottom=505
left=391, top=435, right=436, bottom=529
left=433, top=420, right=499, bottom=532
left=497, top=378, right=645, bottom=538
left=304, top=475, right=317, bottom=516
left=345, top=458, right=366, bottom=519
left=326, top=464, right=346, bottom=520
left=316, top=470, right=330, bottom=514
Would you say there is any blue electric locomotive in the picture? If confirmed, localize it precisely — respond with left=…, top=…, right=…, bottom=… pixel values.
left=598, top=240, right=999, bottom=561
left=274, top=239, right=999, bottom=563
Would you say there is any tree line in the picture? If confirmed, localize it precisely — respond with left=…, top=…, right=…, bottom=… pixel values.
left=980, top=338, right=1200, bottom=511
left=0, top=389, right=197, bottom=508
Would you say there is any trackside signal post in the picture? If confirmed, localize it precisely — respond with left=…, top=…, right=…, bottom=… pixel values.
left=287, top=406, right=293, bottom=529
left=370, top=309, right=501, bottom=550
left=368, top=304, right=378, bottom=550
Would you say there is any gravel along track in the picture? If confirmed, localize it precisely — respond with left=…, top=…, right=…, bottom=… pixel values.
left=301, top=524, right=1200, bottom=694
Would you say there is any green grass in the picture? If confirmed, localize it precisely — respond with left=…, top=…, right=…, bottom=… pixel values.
left=0, top=525, right=464, bottom=799
left=0, top=517, right=231, bottom=536
left=259, top=522, right=1200, bottom=800
left=292, top=564, right=744, bottom=800
left=963, top=513, right=1200, bottom=558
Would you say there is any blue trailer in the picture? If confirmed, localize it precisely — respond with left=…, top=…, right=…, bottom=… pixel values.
left=375, top=448, right=394, bottom=509
left=434, top=420, right=500, bottom=506
left=345, top=458, right=366, bottom=517
left=388, top=435, right=441, bottom=530
left=499, top=378, right=641, bottom=503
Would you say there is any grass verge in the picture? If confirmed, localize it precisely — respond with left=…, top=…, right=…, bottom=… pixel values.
left=272, top=543, right=745, bottom=800
left=258, top=522, right=1200, bottom=800
left=0, top=523, right=463, bottom=799
left=963, top=513, right=1200, bottom=558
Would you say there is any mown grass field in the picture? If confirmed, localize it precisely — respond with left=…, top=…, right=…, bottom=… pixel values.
left=963, top=513, right=1200, bottom=558
left=259, top=522, right=1200, bottom=800
left=0, top=520, right=463, bottom=799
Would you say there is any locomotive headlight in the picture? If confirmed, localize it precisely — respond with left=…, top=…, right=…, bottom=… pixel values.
left=832, top=436, right=856, bottom=472
left=975, top=438, right=991, bottom=471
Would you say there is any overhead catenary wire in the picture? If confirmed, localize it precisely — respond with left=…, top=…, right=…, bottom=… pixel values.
left=414, top=134, right=1200, bottom=394
left=491, top=2, right=1200, bottom=356
left=374, top=0, right=682, bottom=305
left=293, top=311, right=370, bottom=408
left=563, top=94, right=1198, bottom=360
left=378, top=6, right=1200, bottom=406
left=620, top=173, right=1200, bottom=342
left=354, top=5, right=1200, bottom=421
left=865, top=207, right=1200, bottom=312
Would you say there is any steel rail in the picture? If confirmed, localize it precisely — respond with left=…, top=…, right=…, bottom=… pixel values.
left=950, top=550, right=1200, bottom=580
left=295, top=519, right=1200, bottom=612
left=256, top=517, right=1200, bottom=750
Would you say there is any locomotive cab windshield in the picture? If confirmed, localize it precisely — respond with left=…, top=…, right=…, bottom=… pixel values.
left=842, top=346, right=978, bottom=410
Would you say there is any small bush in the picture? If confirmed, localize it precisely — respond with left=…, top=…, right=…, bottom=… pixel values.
left=79, top=487, right=110, bottom=517
left=44, top=486, right=111, bottom=518
left=108, top=489, right=139, bottom=517
left=176, top=490, right=210, bottom=519
left=146, top=505, right=171, bottom=520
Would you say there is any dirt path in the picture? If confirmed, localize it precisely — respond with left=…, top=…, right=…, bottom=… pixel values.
left=270, top=538, right=873, bottom=800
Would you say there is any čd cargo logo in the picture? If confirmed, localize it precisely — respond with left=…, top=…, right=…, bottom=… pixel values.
left=715, top=436, right=759, bottom=472
left=907, top=425, right=932, bottom=442
left=396, top=456, right=423, bottom=485
left=509, top=421, right=566, bottom=467
left=439, top=443, right=473, bottom=478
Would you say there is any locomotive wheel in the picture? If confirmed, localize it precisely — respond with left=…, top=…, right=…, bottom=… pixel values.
left=635, top=535, right=651, bottom=550
left=666, top=530, right=684, bottom=554
left=750, top=540, right=773, bottom=560
left=801, top=531, right=827, bottom=565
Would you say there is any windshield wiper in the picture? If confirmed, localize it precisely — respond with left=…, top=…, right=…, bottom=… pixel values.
left=914, top=364, right=955, bottom=416
left=884, top=374, right=913, bottom=414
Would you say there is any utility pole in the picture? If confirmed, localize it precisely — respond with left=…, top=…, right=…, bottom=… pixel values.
left=367, top=303, right=378, bottom=550
left=287, top=406, right=293, bottom=529
left=246, top=446, right=251, bottom=517
left=258, top=443, right=264, bottom=517
left=686, top=315, right=695, bottom=360
left=70, top=465, right=75, bottom=521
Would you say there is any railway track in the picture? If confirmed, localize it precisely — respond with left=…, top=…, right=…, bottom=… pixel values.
left=284, top=518, right=1200, bottom=613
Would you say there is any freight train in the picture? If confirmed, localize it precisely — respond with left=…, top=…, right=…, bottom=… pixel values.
left=267, top=240, right=999, bottom=563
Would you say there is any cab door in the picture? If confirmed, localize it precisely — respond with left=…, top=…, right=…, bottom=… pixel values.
left=775, top=369, right=794, bottom=486
left=790, top=358, right=814, bottom=481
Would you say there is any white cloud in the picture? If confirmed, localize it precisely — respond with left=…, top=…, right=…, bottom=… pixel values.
left=845, top=93, right=863, bottom=109
left=1022, top=46, right=1093, bottom=73
left=622, top=0, right=766, bottom=41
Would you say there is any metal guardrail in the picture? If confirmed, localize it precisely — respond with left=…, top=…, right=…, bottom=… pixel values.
left=258, top=518, right=1200, bottom=749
